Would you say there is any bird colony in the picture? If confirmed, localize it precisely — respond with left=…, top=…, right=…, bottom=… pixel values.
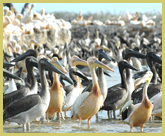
left=3, top=3, right=162, bottom=133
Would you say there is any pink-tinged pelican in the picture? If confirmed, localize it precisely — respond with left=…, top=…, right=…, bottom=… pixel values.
left=71, top=56, right=114, bottom=129
left=123, top=71, right=153, bottom=132
left=46, top=57, right=71, bottom=124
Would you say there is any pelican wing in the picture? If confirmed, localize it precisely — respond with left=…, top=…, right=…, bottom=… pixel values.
left=70, top=92, right=90, bottom=118
left=62, top=86, right=79, bottom=110
left=3, top=94, right=41, bottom=120
left=108, top=83, right=120, bottom=93
left=152, top=109, right=162, bottom=117
left=82, top=82, right=92, bottom=93
left=121, top=100, right=133, bottom=113
left=105, top=87, right=126, bottom=104
left=123, top=103, right=141, bottom=123
left=62, top=87, right=66, bottom=100
left=3, top=86, right=30, bottom=109
left=63, top=85, right=74, bottom=95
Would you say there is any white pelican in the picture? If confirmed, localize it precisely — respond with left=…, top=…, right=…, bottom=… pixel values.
left=62, top=56, right=88, bottom=117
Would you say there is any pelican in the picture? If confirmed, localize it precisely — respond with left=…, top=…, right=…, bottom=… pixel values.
left=94, top=30, right=101, bottom=46
left=3, top=58, right=67, bottom=131
left=62, top=67, right=88, bottom=117
left=80, top=49, right=112, bottom=121
left=131, top=52, right=162, bottom=104
left=122, top=49, right=146, bottom=102
left=11, top=49, right=38, bottom=74
left=3, top=56, right=38, bottom=110
left=62, top=56, right=88, bottom=117
left=70, top=55, right=89, bottom=92
left=21, top=3, right=35, bottom=24
left=123, top=71, right=153, bottom=132
left=46, top=57, right=71, bottom=124
left=100, top=60, right=138, bottom=119
left=77, top=10, right=83, bottom=21
left=95, top=49, right=112, bottom=121
left=101, top=49, right=145, bottom=119
left=84, top=31, right=91, bottom=46
left=71, top=56, right=114, bottom=129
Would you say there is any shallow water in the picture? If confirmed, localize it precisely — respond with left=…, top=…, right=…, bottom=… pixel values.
left=3, top=66, right=162, bottom=133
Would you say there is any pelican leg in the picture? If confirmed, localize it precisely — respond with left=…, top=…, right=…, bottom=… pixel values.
left=113, top=109, right=116, bottom=119
left=96, top=113, right=98, bottom=122
left=78, top=119, right=81, bottom=127
left=61, top=112, right=65, bottom=120
left=107, top=111, right=112, bottom=119
left=130, top=126, right=133, bottom=132
left=107, top=111, right=109, bottom=119
left=26, top=122, right=30, bottom=130
left=64, top=111, right=67, bottom=117
left=151, top=115, right=154, bottom=121
left=56, top=112, right=59, bottom=120
left=23, top=123, right=26, bottom=132
left=88, top=118, right=91, bottom=129
left=140, top=125, right=143, bottom=132
left=117, top=109, right=121, bottom=117
left=46, top=113, right=49, bottom=123
left=110, top=111, right=112, bottom=118
left=58, top=112, right=61, bottom=124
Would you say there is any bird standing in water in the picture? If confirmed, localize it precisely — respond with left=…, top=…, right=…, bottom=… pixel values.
left=71, top=56, right=114, bottom=129
left=123, top=71, right=153, bottom=132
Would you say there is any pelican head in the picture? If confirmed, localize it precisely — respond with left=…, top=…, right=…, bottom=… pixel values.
left=146, top=52, right=162, bottom=64
left=87, top=56, right=114, bottom=72
left=39, top=58, right=65, bottom=76
left=40, top=58, right=73, bottom=84
left=118, top=60, right=138, bottom=71
left=122, top=48, right=146, bottom=60
left=51, top=57, right=67, bottom=74
left=30, top=39, right=42, bottom=48
left=25, top=56, right=38, bottom=68
left=134, top=71, right=153, bottom=87
left=71, top=55, right=88, bottom=67
left=69, top=67, right=89, bottom=81
left=11, top=49, right=37, bottom=62
left=98, top=49, right=112, bottom=61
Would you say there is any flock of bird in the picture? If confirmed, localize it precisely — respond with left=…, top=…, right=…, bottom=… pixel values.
left=3, top=3, right=162, bottom=133
left=3, top=3, right=160, bottom=36
left=3, top=3, right=71, bottom=36
left=71, top=10, right=158, bottom=27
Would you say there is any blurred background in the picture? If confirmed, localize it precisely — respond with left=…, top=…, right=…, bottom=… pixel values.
left=12, top=3, right=162, bottom=24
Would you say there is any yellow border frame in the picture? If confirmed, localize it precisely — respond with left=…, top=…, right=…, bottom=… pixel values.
left=1, top=1, right=163, bottom=135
